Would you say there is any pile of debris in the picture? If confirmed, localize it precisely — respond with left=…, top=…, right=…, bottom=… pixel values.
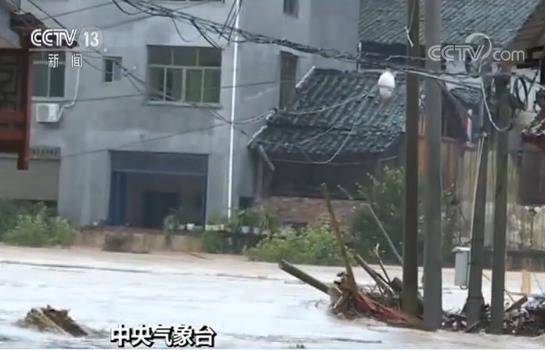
left=444, top=295, right=545, bottom=336
left=18, top=305, right=92, bottom=337
left=279, top=184, right=422, bottom=329
left=279, top=184, right=545, bottom=336
left=279, top=253, right=420, bottom=329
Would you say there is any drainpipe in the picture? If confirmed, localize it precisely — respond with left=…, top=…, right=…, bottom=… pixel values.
left=227, top=0, right=241, bottom=219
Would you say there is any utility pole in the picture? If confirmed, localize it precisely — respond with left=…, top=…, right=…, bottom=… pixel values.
left=465, top=64, right=492, bottom=326
left=465, top=134, right=489, bottom=326
left=423, top=0, right=442, bottom=330
left=490, top=67, right=511, bottom=334
left=402, top=0, right=420, bottom=317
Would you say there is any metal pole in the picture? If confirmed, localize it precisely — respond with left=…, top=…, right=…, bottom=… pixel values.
left=490, top=68, right=511, bottom=334
left=227, top=0, right=241, bottom=219
left=423, top=0, right=442, bottom=331
left=402, top=0, right=420, bottom=317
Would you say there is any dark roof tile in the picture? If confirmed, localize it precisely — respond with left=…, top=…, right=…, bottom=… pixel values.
left=359, top=0, right=543, bottom=47
left=250, top=69, right=405, bottom=158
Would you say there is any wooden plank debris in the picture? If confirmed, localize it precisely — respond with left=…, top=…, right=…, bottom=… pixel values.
left=19, top=305, right=88, bottom=337
left=279, top=260, right=330, bottom=295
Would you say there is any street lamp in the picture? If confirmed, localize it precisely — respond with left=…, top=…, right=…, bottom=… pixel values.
left=378, top=70, right=396, bottom=100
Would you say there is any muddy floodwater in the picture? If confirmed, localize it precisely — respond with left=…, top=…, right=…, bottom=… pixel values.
left=1, top=245, right=544, bottom=348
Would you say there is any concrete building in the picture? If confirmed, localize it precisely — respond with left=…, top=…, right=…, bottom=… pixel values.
left=13, top=0, right=359, bottom=227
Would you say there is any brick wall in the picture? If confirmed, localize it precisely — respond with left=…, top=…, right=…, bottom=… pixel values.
left=261, top=196, right=359, bottom=228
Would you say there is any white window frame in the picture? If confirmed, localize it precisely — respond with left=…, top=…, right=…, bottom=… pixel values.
left=147, top=46, right=221, bottom=106
left=104, top=56, right=122, bottom=83
left=32, top=51, right=66, bottom=100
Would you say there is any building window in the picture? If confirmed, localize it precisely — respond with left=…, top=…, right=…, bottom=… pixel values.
left=104, top=57, right=122, bottom=82
left=32, top=51, right=65, bottom=98
left=279, top=51, right=298, bottom=109
left=147, top=46, right=221, bottom=104
left=283, top=0, right=299, bottom=16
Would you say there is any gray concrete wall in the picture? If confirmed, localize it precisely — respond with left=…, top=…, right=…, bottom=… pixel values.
left=20, top=0, right=359, bottom=226
left=0, top=156, right=59, bottom=201
left=0, top=2, right=19, bottom=48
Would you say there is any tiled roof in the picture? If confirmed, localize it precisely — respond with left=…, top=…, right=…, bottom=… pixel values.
left=359, top=0, right=543, bottom=47
left=250, top=69, right=406, bottom=159
left=450, top=87, right=481, bottom=108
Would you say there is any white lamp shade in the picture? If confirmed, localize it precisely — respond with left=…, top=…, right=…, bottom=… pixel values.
left=378, top=71, right=396, bottom=100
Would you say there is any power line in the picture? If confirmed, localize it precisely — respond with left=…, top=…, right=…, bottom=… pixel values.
left=75, top=49, right=388, bottom=125
left=28, top=0, right=485, bottom=96
left=24, top=0, right=517, bottom=166
left=79, top=51, right=287, bottom=96
left=97, top=0, right=215, bottom=31
left=115, top=0, right=500, bottom=84
left=36, top=1, right=113, bottom=21
left=61, top=122, right=225, bottom=159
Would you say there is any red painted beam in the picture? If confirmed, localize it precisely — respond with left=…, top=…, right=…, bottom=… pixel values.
left=0, top=48, right=30, bottom=169
left=0, top=129, right=24, bottom=141
left=0, top=110, right=25, bottom=122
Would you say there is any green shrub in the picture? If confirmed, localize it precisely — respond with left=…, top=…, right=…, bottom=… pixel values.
left=3, top=206, right=74, bottom=247
left=0, top=200, right=49, bottom=239
left=246, top=226, right=343, bottom=266
left=201, top=231, right=223, bottom=253
left=163, top=206, right=187, bottom=247
left=47, top=216, right=75, bottom=247
left=349, top=166, right=404, bottom=262
left=228, top=207, right=278, bottom=233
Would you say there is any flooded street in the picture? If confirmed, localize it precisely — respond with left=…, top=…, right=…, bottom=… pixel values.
left=1, top=245, right=544, bottom=348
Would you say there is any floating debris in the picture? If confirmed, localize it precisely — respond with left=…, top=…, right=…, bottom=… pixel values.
left=18, top=306, right=89, bottom=337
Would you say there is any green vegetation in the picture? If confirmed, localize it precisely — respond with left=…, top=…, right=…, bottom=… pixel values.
left=163, top=206, right=186, bottom=247
left=0, top=200, right=50, bottom=239
left=3, top=205, right=74, bottom=247
left=201, top=230, right=223, bottom=253
left=246, top=226, right=344, bottom=266
left=228, top=207, right=278, bottom=233
left=349, top=166, right=404, bottom=262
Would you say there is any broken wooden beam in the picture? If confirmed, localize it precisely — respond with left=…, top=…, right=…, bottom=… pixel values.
left=353, top=252, right=393, bottom=296
left=373, top=245, right=392, bottom=284
left=279, top=260, right=330, bottom=294
left=321, top=183, right=358, bottom=294
left=505, top=296, right=528, bottom=314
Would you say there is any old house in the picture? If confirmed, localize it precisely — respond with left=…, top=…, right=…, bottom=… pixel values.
left=249, top=0, right=545, bottom=255
left=249, top=67, right=472, bottom=227
left=8, top=0, right=359, bottom=228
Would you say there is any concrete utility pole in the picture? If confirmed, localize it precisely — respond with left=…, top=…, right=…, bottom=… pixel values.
left=490, top=68, right=511, bottom=334
left=402, top=0, right=420, bottom=317
left=465, top=137, right=489, bottom=325
left=466, top=65, right=493, bottom=326
left=423, top=0, right=443, bottom=330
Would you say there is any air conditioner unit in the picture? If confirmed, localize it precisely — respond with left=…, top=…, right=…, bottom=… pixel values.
left=35, top=103, right=61, bottom=123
